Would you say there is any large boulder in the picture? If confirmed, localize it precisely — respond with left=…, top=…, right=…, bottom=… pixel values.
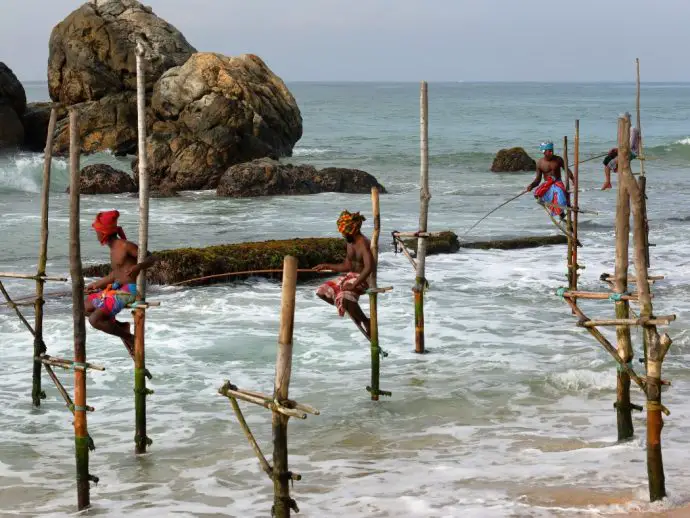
left=48, top=0, right=195, bottom=105
left=216, top=158, right=385, bottom=198
left=66, top=163, right=137, bottom=194
left=52, top=92, right=143, bottom=155
left=141, top=53, right=302, bottom=191
left=21, top=102, right=69, bottom=152
left=0, top=63, right=26, bottom=149
left=491, top=147, right=536, bottom=172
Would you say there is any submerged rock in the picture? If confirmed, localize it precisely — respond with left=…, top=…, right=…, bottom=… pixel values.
left=66, top=163, right=137, bottom=194
left=142, top=53, right=303, bottom=191
left=216, top=158, right=385, bottom=197
left=401, top=231, right=461, bottom=255
left=491, top=147, right=536, bottom=172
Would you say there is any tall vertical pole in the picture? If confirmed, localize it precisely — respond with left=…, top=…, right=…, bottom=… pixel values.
left=563, top=136, right=573, bottom=290
left=614, top=117, right=634, bottom=441
left=414, top=81, right=430, bottom=354
left=369, top=187, right=381, bottom=400
left=133, top=40, right=149, bottom=455
left=619, top=115, right=666, bottom=501
left=636, top=58, right=650, bottom=269
left=272, top=255, right=298, bottom=518
left=636, top=58, right=645, bottom=178
left=69, top=108, right=90, bottom=510
left=573, top=120, right=580, bottom=289
left=33, top=107, right=58, bottom=407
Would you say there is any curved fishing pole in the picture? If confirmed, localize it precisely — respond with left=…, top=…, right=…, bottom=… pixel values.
left=462, top=190, right=528, bottom=237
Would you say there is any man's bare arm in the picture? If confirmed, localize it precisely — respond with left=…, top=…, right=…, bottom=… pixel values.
left=526, top=169, right=543, bottom=191
left=125, top=242, right=157, bottom=278
left=350, top=244, right=373, bottom=288
left=86, top=271, right=115, bottom=291
left=314, top=246, right=353, bottom=272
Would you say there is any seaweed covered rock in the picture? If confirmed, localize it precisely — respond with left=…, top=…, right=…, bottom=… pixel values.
left=48, top=0, right=195, bottom=105
left=491, top=147, right=536, bottom=172
left=83, top=238, right=347, bottom=285
left=216, top=158, right=386, bottom=197
left=457, top=234, right=568, bottom=250
left=402, top=231, right=460, bottom=255
left=66, top=163, right=137, bottom=194
left=0, top=63, right=26, bottom=149
left=142, top=53, right=303, bottom=190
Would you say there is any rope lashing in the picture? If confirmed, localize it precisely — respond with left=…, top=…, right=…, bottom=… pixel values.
left=556, top=287, right=567, bottom=298
left=69, top=404, right=91, bottom=412
left=647, top=401, right=664, bottom=412
left=391, top=230, right=401, bottom=254
left=608, top=292, right=629, bottom=302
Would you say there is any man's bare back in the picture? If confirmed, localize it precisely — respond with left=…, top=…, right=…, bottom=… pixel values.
left=109, top=239, right=145, bottom=285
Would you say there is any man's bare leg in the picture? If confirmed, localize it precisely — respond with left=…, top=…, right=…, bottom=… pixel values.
left=88, top=309, right=135, bottom=357
left=344, top=300, right=370, bottom=339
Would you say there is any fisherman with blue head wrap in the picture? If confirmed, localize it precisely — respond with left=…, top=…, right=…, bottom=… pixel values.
left=525, top=140, right=575, bottom=220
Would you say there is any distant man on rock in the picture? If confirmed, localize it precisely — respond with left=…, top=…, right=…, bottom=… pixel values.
left=85, top=210, right=157, bottom=357
left=602, top=124, right=641, bottom=190
left=525, top=141, right=574, bottom=220
left=313, top=210, right=374, bottom=339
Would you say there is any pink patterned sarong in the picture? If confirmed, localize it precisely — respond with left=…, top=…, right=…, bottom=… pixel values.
left=316, top=272, right=368, bottom=317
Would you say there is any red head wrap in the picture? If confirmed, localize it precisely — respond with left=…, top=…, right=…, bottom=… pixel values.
left=92, top=210, right=127, bottom=245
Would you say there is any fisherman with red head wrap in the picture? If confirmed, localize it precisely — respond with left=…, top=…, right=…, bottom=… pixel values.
left=85, top=210, right=157, bottom=357
left=525, top=141, right=575, bottom=220
left=313, top=210, right=375, bottom=339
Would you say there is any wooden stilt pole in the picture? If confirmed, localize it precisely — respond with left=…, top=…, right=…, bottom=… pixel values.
left=573, top=120, right=580, bottom=290
left=614, top=117, right=634, bottom=441
left=619, top=115, right=666, bottom=501
left=636, top=58, right=645, bottom=178
left=636, top=58, right=650, bottom=270
left=272, top=255, right=298, bottom=518
left=32, top=107, right=58, bottom=407
left=369, top=187, right=381, bottom=400
left=414, top=81, right=430, bottom=354
left=133, top=40, right=150, bottom=455
left=564, top=136, right=574, bottom=290
left=69, top=108, right=90, bottom=510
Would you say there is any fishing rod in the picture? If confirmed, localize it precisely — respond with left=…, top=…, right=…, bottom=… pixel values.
left=461, top=190, right=528, bottom=237
left=170, top=268, right=334, bottom=287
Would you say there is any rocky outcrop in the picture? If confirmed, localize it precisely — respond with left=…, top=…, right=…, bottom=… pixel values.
left=402, top=231, right=460, bottom=255
left=216, top=158, right=385, bottom=198
left=20, top=102, right=69, bottom=152
left=0, top=63, right=27, bottom=149
left=46, top=0, right=194, bottom=154
left=491, top=147, right=536, bottom=172
left=141, top=53, right=302, bottom=190
left=48, top=0, right=195, bottom=105
left=66, top=163, right=137, bottom=194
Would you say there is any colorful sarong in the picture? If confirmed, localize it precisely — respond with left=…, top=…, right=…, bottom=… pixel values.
left=534, top=177, right=568, bottom=217
left=316, top=272, right=368, bottom=317
left=88, top=282, right=137, bottom=319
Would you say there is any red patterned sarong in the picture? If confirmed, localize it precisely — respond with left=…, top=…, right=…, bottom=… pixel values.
left=316, top=272, right=368, bottom=317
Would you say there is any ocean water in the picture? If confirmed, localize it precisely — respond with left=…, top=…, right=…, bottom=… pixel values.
left=1, top=81, right=690, bottom=517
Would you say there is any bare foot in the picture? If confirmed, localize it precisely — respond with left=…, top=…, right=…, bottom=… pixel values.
left=602, top=182, right=612, bottom=190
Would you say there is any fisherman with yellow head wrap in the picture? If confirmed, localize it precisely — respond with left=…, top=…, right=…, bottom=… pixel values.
left=314, top=210, right=375, bottom=339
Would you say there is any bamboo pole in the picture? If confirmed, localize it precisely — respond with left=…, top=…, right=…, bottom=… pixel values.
left=615, top=118, right=634, bottom=441
left=636, top=58, right=645, bottom=177
left=414, top=81, right=430, bottom=354
left=133, top=40, right=150, bottom=455
left=369, top=187, right=381, bottom=400
left=33, top=107, right=58, bottom=407
left=636, top=58, right=650, bottom=270
left=559, top=290, right=640, bottom=301
left=0, top=273, right=67, bottom=281
left=573, top=120, right=580, bottom=290
left=272, top=255, right=298, bottom=517
left=69, top=108, right=90, bottom=511
left=619, top=115, right=666, bottom=501
left=564, top=136, right=574, bottom=291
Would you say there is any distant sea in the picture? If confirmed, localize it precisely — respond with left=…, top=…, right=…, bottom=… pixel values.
left=1, top=82, right=689, bottom=517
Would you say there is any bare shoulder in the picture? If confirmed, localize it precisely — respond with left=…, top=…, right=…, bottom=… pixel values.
left=536, top=157, right=546, bottom=170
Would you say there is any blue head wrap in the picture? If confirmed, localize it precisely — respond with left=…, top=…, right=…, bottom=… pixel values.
left=540, top=141, right=554, bottom=152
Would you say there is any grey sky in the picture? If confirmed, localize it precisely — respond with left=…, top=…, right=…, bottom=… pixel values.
left=2, top=0, right=688, bottom=82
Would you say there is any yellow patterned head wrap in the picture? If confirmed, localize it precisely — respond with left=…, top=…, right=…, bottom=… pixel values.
left=337, top=210, right=366, bottom=236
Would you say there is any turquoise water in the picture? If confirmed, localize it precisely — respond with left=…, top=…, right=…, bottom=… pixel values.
left=1, top=82, right=690, bottom=517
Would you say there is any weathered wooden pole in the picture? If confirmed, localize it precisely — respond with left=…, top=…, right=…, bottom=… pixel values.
left=32, top=107, right=58, bottom=407
left=414, top=81, right=430, bottom=354
left=369, top=187, right=381, bottom=400
left=133, top=40, right=150, bottom=455
left=573, top=120, right=580, bottom=289
left=636, top=58, right=645, bottom=178
left=619, top=115, right=666, bottom=501
left=272, top=255, right=298, bottom=518
left=563, top=136, right=574, bottom=289
left=636, top=58, right=650, bottom=269
left=614, top=116, right=634, bottom=441
left=69, top=108, right=90, bottom=510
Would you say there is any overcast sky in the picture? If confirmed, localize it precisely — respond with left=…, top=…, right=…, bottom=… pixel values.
left=2, top=0, right=688, bottom=82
